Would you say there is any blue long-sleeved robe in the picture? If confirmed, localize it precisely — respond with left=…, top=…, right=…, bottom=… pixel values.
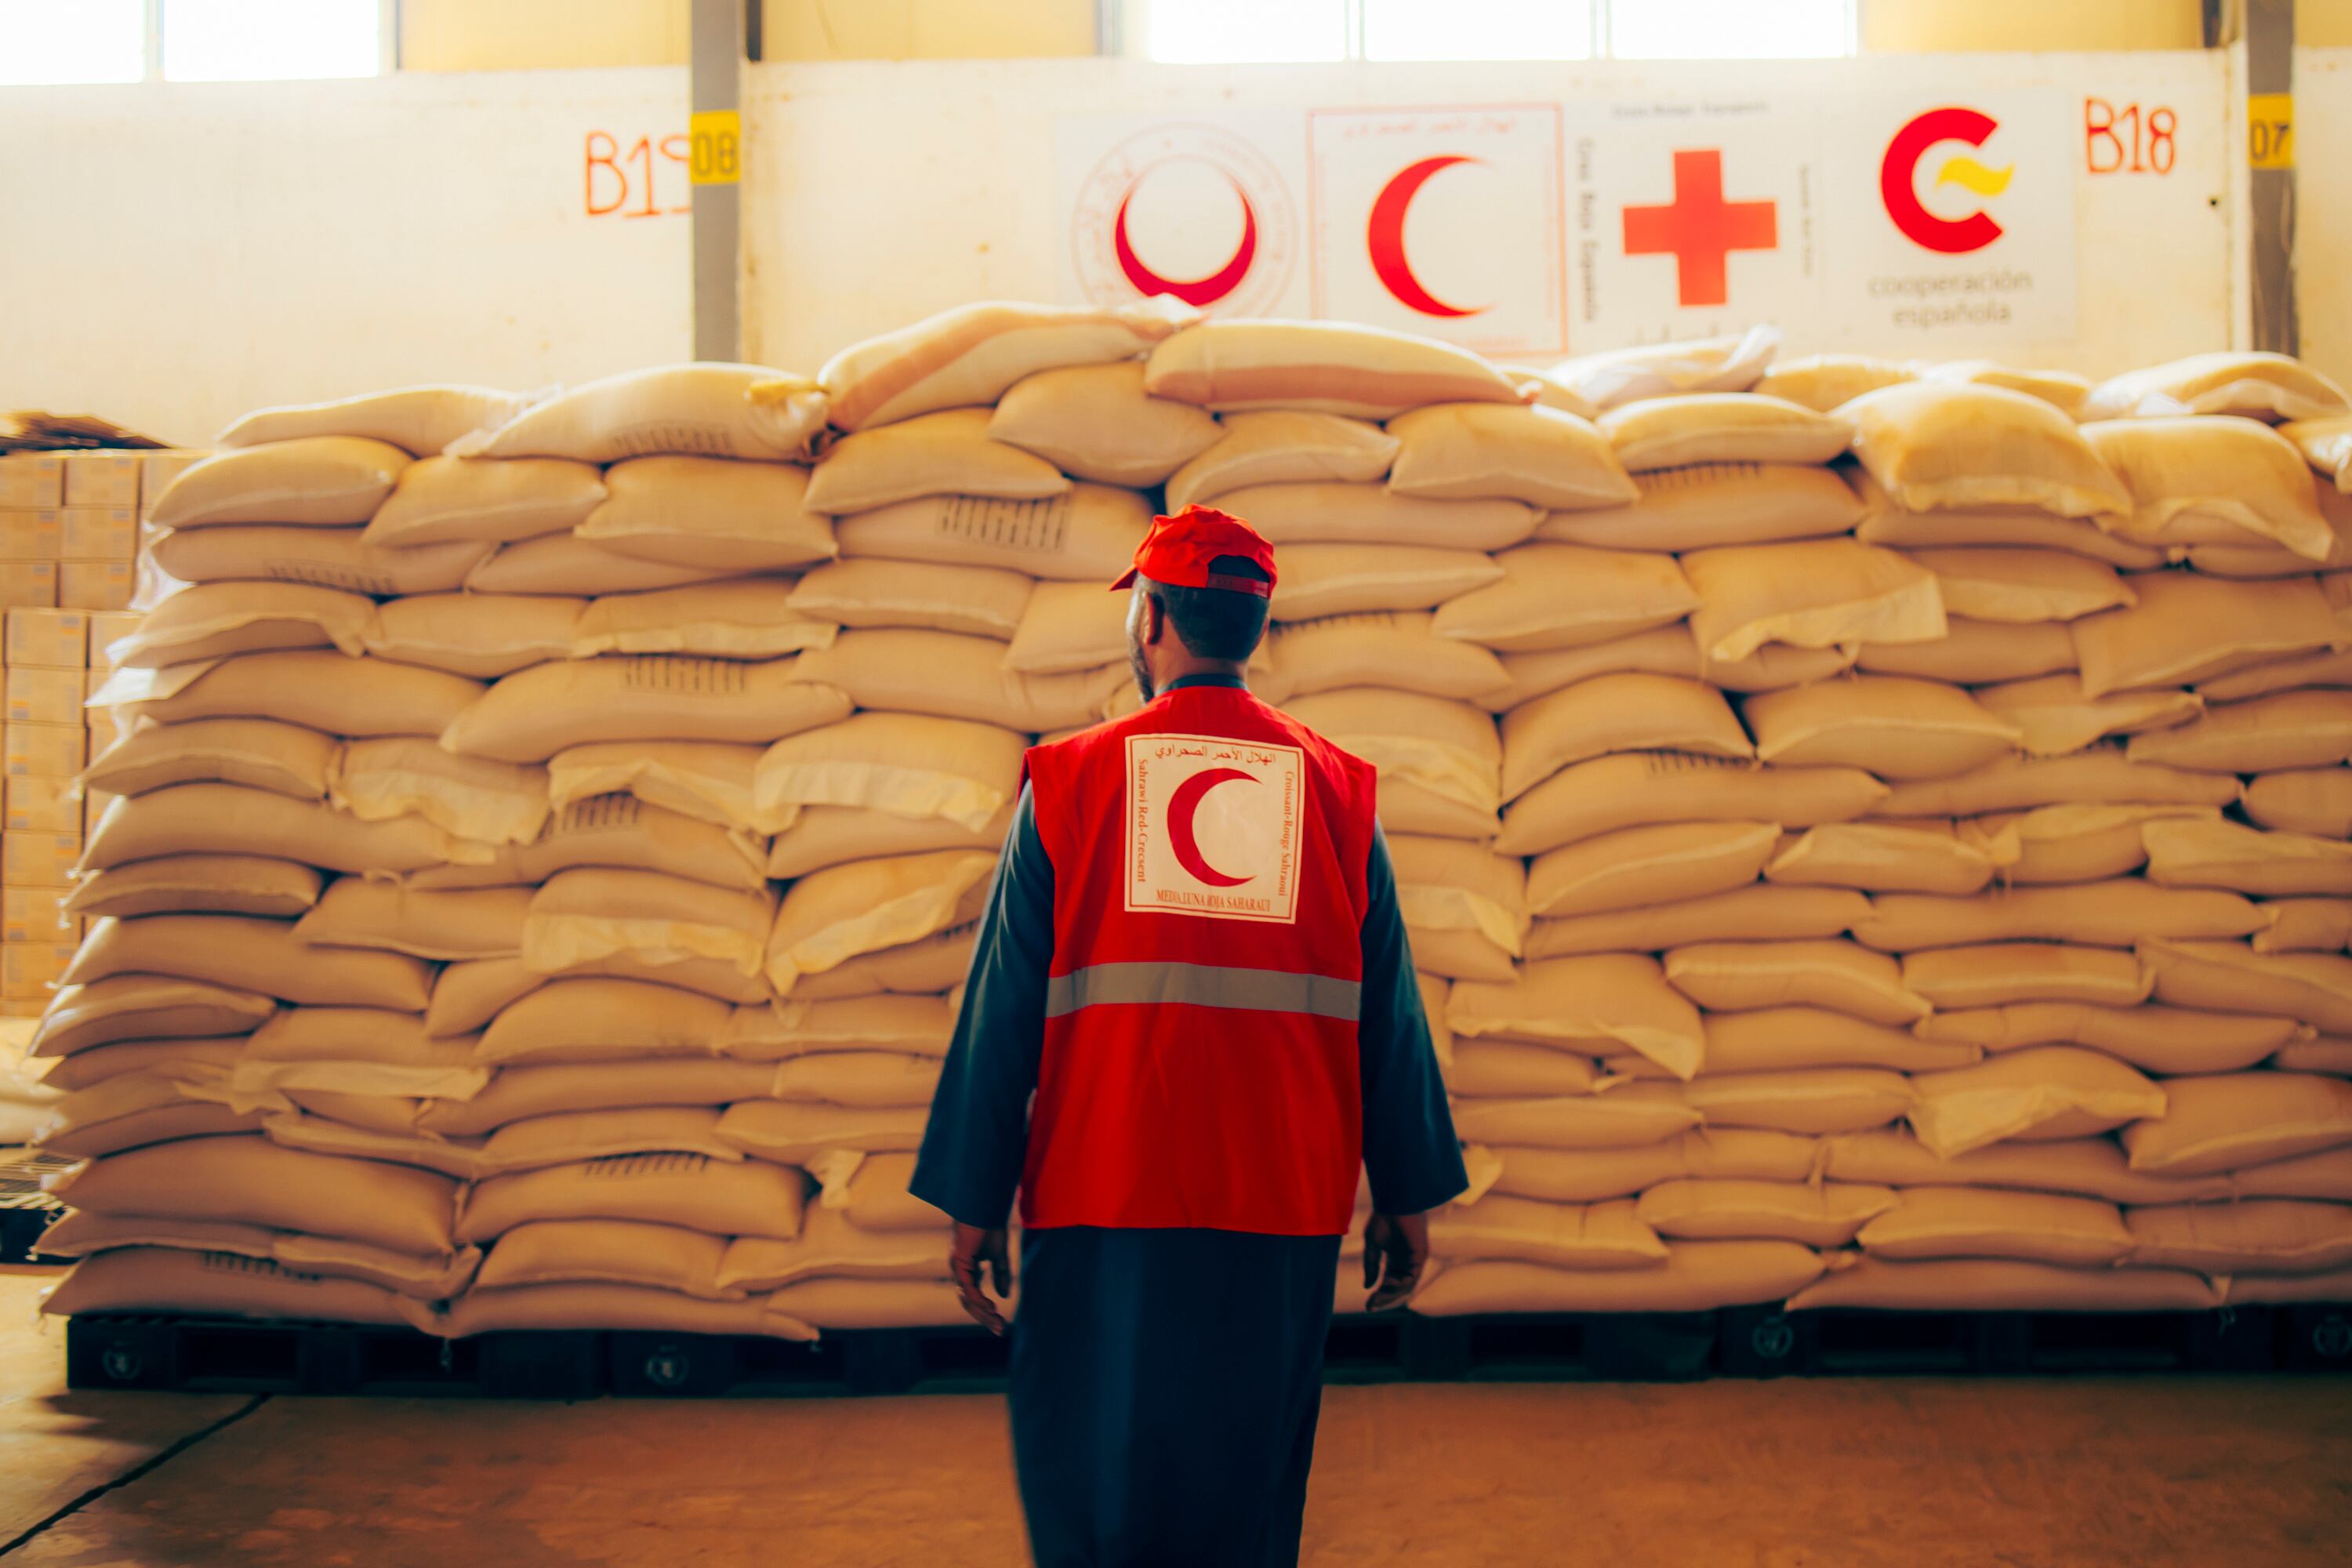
left=911, top=673, right=1466, bottom=1568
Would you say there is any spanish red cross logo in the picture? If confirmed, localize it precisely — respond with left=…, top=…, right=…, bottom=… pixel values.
left=1621, top=149, right=1777, bottom=308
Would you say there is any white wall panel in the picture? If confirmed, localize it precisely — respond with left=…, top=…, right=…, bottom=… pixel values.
left=0, top=70, right=691, bottom=446
left=0, top=51, right=2258, bottom=441
left=2296, top=49, right=2352, bottom=388
left=746, top=52, right=2229, bottom=379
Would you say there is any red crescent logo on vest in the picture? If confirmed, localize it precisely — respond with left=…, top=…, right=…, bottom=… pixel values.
left=1115, top=179, right=1258, bottom=307
left=1367, top=154, right=1483, bottom=318
left=1166, top=767, right=1255, bottom=887
left=1881, top=106, right=2005, bottom=255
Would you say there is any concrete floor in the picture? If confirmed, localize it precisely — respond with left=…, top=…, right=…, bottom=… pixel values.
left=5, top=1268, right=2350, bottom=1566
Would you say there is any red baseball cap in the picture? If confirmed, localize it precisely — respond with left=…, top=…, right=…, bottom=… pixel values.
left=1110, top=503, right=1278, bottom=597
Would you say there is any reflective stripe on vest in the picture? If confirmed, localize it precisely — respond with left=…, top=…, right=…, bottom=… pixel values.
left=1044, top=960, right=1362, bottom=1022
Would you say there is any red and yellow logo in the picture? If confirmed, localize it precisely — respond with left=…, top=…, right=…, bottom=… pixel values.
left=1881, top=106, right=2013, bottom=255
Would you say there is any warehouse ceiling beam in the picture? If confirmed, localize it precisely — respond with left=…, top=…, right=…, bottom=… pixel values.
left=691, top=0, right=746, bottom=363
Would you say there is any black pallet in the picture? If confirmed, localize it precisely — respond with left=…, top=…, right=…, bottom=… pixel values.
left=606, top=1325, right=1008, bottom=1398
left=66, top=1315, right=602, bottom=1399
left=0, top=1147, right=71, bottom=1263
left=64, top=1304, right=2350, bottom=1399
left=1718, top=1305, right=1806, bottom=1377
left=2281, top=1303, right=2352, bottom=1370
left=1394, top=1312, right=1718, bottom=1382
left=1322, top=1312, right=1482, bottom=1381
left=1787, top=1305, right=2302, bottom=1377
left=0, top=1204, right=60, bottom=1264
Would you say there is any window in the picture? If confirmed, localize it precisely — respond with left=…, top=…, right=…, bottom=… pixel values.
left=1135, top=0, right=1854, bottom=61
left=0, top=0, right=143, bottom=85
left=165, top=0, right=385, bottom=82
left=1147, top=0, right=1349, bottom=64
left=1606, top=0, right=1853, bottom=60
left=0, top=0, right=387, bottom=85
left=1363, top=0, right=1593, bottom=61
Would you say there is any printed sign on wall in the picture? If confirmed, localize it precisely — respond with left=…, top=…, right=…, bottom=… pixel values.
left=1308, top=104, right=1566, bottom=356
left=1569, top=100, right=1824, bottom=347
left=1058, top=112, right=1308, bottom=318
left=1054, top=85, right=2078, bottom=355
left=1820, top=90, right=2082, bottom=347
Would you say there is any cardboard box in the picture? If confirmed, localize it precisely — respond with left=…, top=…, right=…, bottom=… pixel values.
left=61, top=452, right=142, bottom=509
left=59, top=561, right=133, bottom=612
left=0, top=562, right=58, bottom=609
left=0, top=510, right=62, bottom=561
left=7, top=666, right=83, bottom=727
left=0, top=455, right=64, bottom=510
left=3, top=830, right=82, bottom=887
left=60, top=506, right=137, bottom=561
left=140, top=450, right=207, bottom=515
left=2, top=887, right=78, bottom=946
left=5, top=774, right=82, bottom=833
left=85, top=612, right=140, bottom=668
left=6, top=608, right=89, bottom=670
left=85, top=699, right=125, bottom=754
left=2, top=940, right=78, bottom=1000
left=5, top=722, right=85, bottom=779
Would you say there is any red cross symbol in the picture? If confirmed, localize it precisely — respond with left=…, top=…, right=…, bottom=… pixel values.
left=1621, top=149, right=1777, bottom=308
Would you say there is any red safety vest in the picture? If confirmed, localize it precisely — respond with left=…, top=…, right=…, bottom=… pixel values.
left=1020, top=682, right=1377, bottom=1235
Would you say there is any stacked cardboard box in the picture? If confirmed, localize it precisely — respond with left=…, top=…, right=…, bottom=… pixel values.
left=59, top=453, right=140, bottom=614
left=0, top=451, right=191, bottom=615
left=3, top=608, right=89, bottom=1014
left=0, top=448, right=198, bottom=1018
left=0, top=454, right=63, bottom=613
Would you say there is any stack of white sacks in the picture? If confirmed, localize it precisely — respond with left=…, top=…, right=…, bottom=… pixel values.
left=24, top=303, right=2352, bottom=1339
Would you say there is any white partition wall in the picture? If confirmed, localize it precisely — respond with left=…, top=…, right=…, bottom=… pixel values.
left=0, top=47, right=2287, bottom=440
left=2296, top=49, right=2352, bottom=387
left=742, top=51, right=2230, bottom=379
left=0, top=70, right=693, bottom=445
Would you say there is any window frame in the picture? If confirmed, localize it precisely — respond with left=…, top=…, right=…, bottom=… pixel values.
left=0, top=0, right=397, bottom=85
left=1117, top=0, right=1858, bottom=64
left=156, top=0, right=397, bottom=82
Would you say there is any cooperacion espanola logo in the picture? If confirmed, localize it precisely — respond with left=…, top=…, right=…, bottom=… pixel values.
left=1124, top=733, right=1302, bottom=924
left=1881, top=106, right=2014, bottom=254
left=1071, top=123, right=1297, bottom=316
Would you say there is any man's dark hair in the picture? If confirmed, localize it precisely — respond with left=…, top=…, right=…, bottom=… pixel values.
left=1142, top=556, right=1271, bottom=662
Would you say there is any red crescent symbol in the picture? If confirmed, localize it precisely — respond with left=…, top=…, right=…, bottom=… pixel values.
left=1115, top=175, right=1258, bottom=307
left=1367, top=154, right=1483, bottom=318
left=1881, top=106, right=2002, bottom=255
left=1167, top=767, right=1254, bottom=888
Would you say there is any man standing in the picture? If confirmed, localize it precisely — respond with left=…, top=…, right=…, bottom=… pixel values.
left=911, top=503, right=1467, bottom=1568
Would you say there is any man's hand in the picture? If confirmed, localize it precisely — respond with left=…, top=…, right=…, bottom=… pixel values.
left=1362, top=1211, right=1429, bottom=1312
left=950, top=1222, right=1014, bottom=1335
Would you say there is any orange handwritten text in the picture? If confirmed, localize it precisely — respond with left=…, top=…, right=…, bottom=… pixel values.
left=585, top=131, right=692, bottom=217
